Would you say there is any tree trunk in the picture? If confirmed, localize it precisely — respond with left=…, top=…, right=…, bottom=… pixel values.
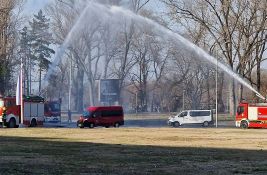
left=103, top=46, right=110, bottom=79
left=143, top=73, right=148, bottom=112
left=39, top=67, right=41, bottom=94
left=88, top=76, right=95, bottom=106
left=77, top=68, right=84, bottom=112
left=239, top=84, right=243, bottom=101
left=229, top=80, right=236, bottom=116
left=256, top=58, right=261, bottom=93
left=73, top=69, right=78, bottom=111
left=217, top=72, right=225, bottom=112
left=206, top=77, right=210, bottom=109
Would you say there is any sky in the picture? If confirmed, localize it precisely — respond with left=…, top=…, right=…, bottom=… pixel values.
left=23, top=0, right=52, bottom=15
left=23, top=0, right=165, bottom=15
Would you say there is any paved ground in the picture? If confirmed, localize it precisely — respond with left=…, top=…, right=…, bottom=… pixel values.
left=44, top=119, right=235, bottom=128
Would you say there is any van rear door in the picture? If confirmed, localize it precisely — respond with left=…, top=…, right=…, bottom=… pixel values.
left=202, top=111, right=212, bottom=122
left=101, top=110, right=112, bottom=126
left=101, top=109, right=123, bottom=126
left=189, top=111, right=211, bottom=124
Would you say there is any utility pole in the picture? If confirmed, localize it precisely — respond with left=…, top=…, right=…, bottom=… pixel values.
left=68, top=58, right=72, bottom=123
left=215, top=55, right=218, bottom=128
left=183, top=90, right=185, bottom=110
left=135, top=92, right=138, bottom=114
left=27, top=29, right=31, bottom=96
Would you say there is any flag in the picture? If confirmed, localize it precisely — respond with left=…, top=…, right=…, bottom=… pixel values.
left=16, top=73, right=21, bottom=105
left=17, top=60, right=24, bottom=125
left=16, top=64, right=23, bottom=106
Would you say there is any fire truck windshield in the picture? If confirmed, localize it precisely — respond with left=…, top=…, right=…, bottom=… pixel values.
left=50, top=103, right=60, bottom=112
left=237, top=106, right=244, bottom=115
left=0, top=100, right=4, bottom=107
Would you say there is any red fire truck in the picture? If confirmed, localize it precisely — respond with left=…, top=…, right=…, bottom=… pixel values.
left=0, top=96, right=45, bottom=128
left=236, top=102, right=267, bottom=129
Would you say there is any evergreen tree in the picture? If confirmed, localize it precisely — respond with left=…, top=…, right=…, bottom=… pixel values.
left=0, top=62, right=10, bottom=96
left=29, top=10, right=55, bottom=94
left=19, top=26, right=31, bottom=95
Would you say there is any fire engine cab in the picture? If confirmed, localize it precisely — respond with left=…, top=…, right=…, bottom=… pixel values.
left=236, top=102, right=267, bottom=129
left=0, top=96, right=45, bottom=128
left=44, top=100, right=61, bottom=123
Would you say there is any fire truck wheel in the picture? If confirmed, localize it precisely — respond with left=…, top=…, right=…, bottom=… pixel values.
left=203, top=121, right=209, bottom=127
left=240, top=121, right=248, bottom=129
left=30, top=119, right=37, bottom=127
left=8, top=118, right=16, bottom=128
left=89, top=123, right=94, bottom=128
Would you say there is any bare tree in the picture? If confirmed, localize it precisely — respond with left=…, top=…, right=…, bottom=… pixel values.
left=163, top=0, right=267, bottom=114
left=130, top=0, right=151, bottom=13
left=0, top=0, right=24, bottom=95
left=47, top=1, right=88, bottom=111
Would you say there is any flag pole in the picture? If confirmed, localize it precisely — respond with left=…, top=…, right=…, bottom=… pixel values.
left=20, top=57, right=24, bottom=125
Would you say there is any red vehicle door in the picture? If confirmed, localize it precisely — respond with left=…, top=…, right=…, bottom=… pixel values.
left=100, top=110, right=113, bottom=126
left=92, top=111, right=101, bottom=126
left=236, top=103, right=248, bottom=121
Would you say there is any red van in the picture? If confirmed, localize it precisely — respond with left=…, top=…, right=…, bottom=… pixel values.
left=77, top=106, right=124, bottom=128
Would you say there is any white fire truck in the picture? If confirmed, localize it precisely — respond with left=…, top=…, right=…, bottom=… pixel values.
left=236, top=102, right=267, bottom=129
left=0, top=96, right=45, bottom=128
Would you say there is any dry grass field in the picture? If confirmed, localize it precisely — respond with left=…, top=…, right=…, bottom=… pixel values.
left=1, top=128, right=267, bottom=174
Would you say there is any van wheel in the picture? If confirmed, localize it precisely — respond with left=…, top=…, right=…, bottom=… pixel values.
left=30, top=119, right=37, bottom=127
left=203, top=121, right=209, bottom=127
left=173, top=122, right=180, bottom=128
left=89, top=123, right=94, bottom=128
left=240, top=121, right=248, bottom=129
left=8, top=118, right=16, bottom=128
left=114, top=123, right=120, bottom=128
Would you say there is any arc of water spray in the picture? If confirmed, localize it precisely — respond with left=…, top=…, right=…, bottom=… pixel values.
left=44, top=1, right=265, bottom=100
left=43, top=4, right=91, bottom=87
left=108, top=5, right=265, bottom=100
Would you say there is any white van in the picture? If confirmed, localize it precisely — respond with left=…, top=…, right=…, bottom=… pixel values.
left=168, top=110, right=213, bottom=127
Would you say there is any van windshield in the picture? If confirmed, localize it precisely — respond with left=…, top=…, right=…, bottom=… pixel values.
left=178, top=111, right=187, bottom=117
left=0, top=100, right=4, bottom=107
left=82, top=111, right=91, bottom=118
